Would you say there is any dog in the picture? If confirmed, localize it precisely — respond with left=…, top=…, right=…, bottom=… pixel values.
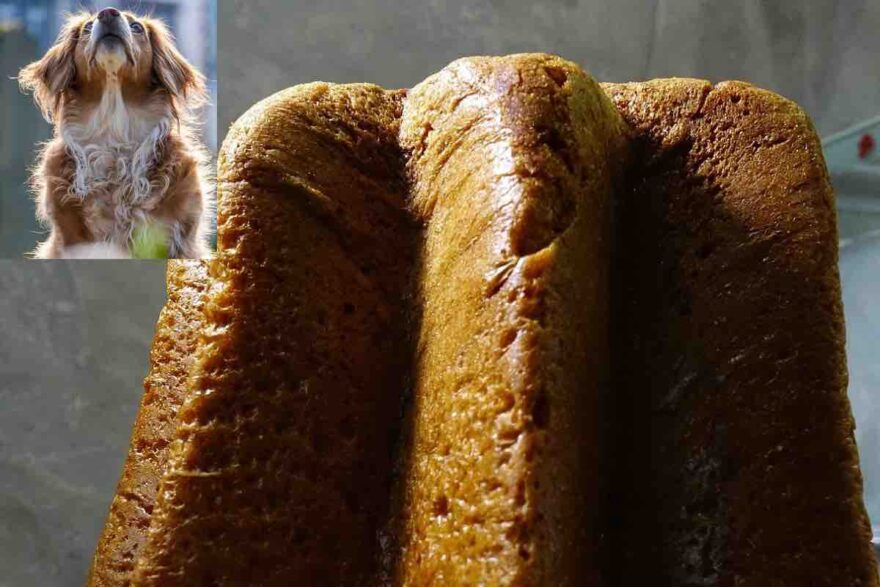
left=18, top=8, right=212, bottom=259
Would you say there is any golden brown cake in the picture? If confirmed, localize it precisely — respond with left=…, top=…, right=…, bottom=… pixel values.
left=602, top=79, right=878, bottom=585
left=129, top=83, right=418, bottom=585
left=88, top=55, right=878, bottom=586
left=392, top=55, right=627, bottom=584
left=88, top=260, right=208, bottom=586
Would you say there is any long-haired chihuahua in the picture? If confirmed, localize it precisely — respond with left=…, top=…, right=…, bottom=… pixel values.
left=18, top=7, right=212, bottom=258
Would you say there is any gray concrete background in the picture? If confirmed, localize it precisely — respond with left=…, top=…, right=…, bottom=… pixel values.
left=841, top=235, right=880, bottom=538
left=219, top=0, right=880, bottom=139
left=0, top=262, right=166, bottom=586
left=2, top=1, right=880, bottom=585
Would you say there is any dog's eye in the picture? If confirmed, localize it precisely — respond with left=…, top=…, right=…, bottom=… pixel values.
left=83, top=22, right=93, bottom=34
left=130, top=21, right=144, bottom=34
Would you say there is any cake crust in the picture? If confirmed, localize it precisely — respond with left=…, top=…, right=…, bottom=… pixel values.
left=88, top=261, right=208, bottom=586
left=131, top=84, right=419, bottom=585
left=603, top=78, right=878, bottom=585
left=395, top=54, right=628, bottom=585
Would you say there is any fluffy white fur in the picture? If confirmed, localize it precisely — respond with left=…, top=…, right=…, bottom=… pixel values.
left=59, top=87, right=175, bottom=247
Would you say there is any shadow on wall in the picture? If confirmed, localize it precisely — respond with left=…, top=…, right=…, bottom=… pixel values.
left=0, top=26, right=50, bottom=258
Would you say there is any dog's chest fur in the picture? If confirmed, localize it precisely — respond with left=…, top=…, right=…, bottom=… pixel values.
left=61, top=85, right=173, bottom=244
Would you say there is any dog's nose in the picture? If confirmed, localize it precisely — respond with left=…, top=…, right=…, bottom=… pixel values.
left=97, top=7, right=121, bottom=21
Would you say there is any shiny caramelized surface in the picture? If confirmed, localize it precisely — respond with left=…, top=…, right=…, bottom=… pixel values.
left=395, top=54, right=626, bottom=584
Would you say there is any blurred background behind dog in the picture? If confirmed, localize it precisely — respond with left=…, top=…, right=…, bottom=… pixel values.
left=0, top=0, right=217, bottom=257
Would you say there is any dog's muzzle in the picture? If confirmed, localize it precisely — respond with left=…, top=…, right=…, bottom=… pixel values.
left=90, top=7, right=134, bottom=65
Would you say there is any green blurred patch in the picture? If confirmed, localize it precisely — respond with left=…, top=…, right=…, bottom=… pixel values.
left=131, top=223, right=170, bottom=259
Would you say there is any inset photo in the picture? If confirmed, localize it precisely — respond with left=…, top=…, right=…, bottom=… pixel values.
left=2, top=1, right=216, bottom=258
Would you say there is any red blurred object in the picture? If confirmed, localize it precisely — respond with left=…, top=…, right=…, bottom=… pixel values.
left=857, top=133, right=875, bottom=159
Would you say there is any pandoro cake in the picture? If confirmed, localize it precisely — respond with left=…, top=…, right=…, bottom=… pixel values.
left=88, top=54, right=878, bottom=585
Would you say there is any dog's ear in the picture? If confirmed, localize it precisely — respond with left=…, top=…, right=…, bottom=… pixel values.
left=149, top=19, right=207, bottom=109
left=18, top=15, right=83, bottom=122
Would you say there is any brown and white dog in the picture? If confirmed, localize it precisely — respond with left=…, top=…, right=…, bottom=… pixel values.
left=18, top=8, right=211, bottom=258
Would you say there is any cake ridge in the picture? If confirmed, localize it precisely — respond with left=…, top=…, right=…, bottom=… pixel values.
left=392, top=53, right=627, bottom=584
left=129, top=82, right=420, bottom=584
left=604, top=77, right=876, bottom=585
